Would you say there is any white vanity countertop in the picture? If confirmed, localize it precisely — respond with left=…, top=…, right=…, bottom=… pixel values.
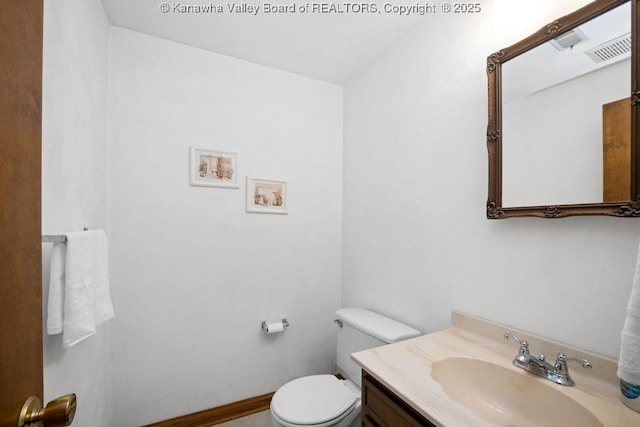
left=351, top=311, right=640, bottom=427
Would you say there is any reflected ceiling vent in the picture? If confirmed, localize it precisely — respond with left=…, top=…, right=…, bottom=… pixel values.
left=585, top=33, right=631, bottom=63
left=550, top=28, right=588, bottom=51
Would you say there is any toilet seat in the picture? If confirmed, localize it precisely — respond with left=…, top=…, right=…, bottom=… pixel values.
left=271, top=375, right=358, bottom=426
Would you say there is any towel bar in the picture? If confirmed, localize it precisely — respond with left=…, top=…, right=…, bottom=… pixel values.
left=42, top=235, right=67, bottom=243
left=42, top=227, right=90, bottom=243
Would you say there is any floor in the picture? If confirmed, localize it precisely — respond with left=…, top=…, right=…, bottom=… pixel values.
left=215, top=410, right=272, bottom=427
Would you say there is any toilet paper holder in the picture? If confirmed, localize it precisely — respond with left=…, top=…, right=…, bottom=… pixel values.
left=261, top=318, right=290, bottom=332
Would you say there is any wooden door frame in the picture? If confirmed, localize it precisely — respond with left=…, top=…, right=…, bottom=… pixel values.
left=0, top=0, right=44, bottom=425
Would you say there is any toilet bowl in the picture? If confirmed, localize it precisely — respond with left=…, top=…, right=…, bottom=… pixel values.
left=270, top=375, right=361, bottom=427
left=270, top=308, right=420, bottom=427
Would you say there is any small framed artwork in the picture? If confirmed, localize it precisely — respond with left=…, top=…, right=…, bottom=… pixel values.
left=246, top=178, right=287, bottom=214
left=190, top=147, right=239, bottom=188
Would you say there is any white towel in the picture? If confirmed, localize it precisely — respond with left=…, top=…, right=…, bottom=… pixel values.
left=46, top=242, right=66, bottom=335
left=46, top=230, right=114, bottom=348
left=618, top=238, right=640, bottom=385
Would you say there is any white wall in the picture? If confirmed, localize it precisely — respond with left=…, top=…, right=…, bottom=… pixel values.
left=107, top=28, right=343, bottom=426
left=41, top=0, right=111, bottom=426
left=342, top=0, right=640, bottom=358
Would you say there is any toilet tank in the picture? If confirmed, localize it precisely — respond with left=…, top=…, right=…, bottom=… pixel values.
left=336, top=308, right=420, bottom=387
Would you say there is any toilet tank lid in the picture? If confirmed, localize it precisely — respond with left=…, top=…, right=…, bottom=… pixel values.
left=336, top=308, right=420, bottom=343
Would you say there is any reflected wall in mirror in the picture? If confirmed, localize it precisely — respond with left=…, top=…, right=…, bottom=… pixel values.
left=487, top=0, right=640, bottom=218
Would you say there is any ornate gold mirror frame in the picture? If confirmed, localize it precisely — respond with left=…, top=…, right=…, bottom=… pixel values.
left=487, top=0, right=640, bottom=219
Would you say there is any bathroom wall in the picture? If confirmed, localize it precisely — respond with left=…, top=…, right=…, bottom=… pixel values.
left=342, top=0, right=640, bottom=358
left=41, top=0, right=111, bottom=426
left=107, top=27, right=343, bottom=426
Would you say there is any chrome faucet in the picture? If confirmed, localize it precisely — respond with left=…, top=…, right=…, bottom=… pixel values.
left=504, top=333, right=591, bottom=386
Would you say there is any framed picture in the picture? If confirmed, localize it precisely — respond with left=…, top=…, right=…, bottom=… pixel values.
left=246, top=178, right=287, bottom=214
left=190, top=147, right=239, bottom=188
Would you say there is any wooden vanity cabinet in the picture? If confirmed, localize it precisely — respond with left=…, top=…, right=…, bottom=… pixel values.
left=361, top=370, right=436, bottom=427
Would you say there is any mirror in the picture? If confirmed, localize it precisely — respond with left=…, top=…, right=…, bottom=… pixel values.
left=487, top=0, right=640, bottom=218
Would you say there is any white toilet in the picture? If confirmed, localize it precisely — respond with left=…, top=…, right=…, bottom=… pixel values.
left=270, top=308, right=421, bottom=427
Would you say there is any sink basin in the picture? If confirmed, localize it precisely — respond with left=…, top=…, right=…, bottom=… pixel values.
left=431, top=357, right=603, bottom=427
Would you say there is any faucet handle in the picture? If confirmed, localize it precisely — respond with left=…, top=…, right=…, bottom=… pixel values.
left=551, top=353, right=592, bottom=386
left=503, top=333, right=527, bottom=347
left=555, top=353, right=592, bottom=369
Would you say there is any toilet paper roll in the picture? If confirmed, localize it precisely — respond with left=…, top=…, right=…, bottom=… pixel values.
left=265, top=321, right=284, bottom=334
